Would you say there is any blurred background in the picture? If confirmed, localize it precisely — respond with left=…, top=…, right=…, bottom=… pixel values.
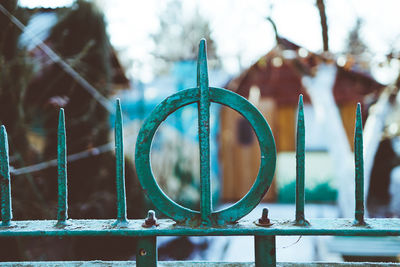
left=1, top=0, right=400, bottom=263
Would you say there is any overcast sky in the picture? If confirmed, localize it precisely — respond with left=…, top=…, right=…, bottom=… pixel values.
left=18, top=0, right=400, bottom=84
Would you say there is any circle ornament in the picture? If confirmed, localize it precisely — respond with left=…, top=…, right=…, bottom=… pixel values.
left=135, top=87, right=276, bottom=225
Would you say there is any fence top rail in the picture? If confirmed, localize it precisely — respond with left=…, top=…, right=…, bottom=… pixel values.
left=0, top=261, right=397, bottom=267
left=0, top=218, right=400, bottom=237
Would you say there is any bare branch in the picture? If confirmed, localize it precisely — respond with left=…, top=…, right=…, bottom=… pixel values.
left=316, top=0, right=329, bottom=51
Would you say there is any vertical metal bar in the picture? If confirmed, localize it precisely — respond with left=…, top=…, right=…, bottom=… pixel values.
left=0, top=126, right=12, bottom=226
left=136, top=236, right=157, bottom=267
left=255, top=235, right=276, bottom=267
left=57, top=108, right=68, bottom=226
left=354, top=103, right=365, bottom=225
left=295, top=95, right=308, bottom=226
left=114, top=99, right=128, bottom=226
left=197, top=38, right=212, bottom=225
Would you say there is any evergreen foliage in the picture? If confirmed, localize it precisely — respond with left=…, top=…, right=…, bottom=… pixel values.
left=0, top=0, right=33, bottom=160
left=0, top=0, right=144, bottom=260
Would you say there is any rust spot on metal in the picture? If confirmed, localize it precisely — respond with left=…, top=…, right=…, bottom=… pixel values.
left=139, top=248, right=147, bottom=256
left=255, top=208, right=273, bottom=227
left=142, top=210, right=159, bottom=228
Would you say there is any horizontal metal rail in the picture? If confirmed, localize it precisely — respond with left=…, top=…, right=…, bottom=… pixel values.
left=0, top=261, right=397, bottom=267
left=0, top=218, right=400, bottom=237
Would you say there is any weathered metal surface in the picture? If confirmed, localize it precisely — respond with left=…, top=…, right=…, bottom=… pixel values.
left=0, top=126, right=12, bottom=226
left=197, top=39, right=212, bottom=226
left=135, top=86, right=276, bottom=225
left=114, top=99, right=128, bottom=226
left=136, top=237, right=157, bottom=267
left=135, top=87, right=200, bottom=225
left=142, top=210, right=158, bottom=228
left=0, top=218, right=400, bottom=236
left=0, top=262, right=398, bottom=266
left=354, top=103, right=365, bottom=225
left=295, top=95, right=308, bottom=226
left=255, top=208, right=272, bottom=227
left=255, top=235, right=276, bottom=267
left=56, top=109, right=68, bottom=226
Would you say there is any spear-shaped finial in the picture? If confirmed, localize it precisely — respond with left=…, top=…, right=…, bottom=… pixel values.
left=56, top=108, right=68, bottom=226
left=114, top=98, right=128, bottom=226
left=295, top=95, right=309, bottom=226
left=197, top=39, right=212, bottom=225
left=354, top=103, right=365, bottom=226
left=0, top=125, right=12, bottom=226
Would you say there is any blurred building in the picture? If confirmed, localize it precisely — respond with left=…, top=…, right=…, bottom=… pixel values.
left=220, top=39, right=384, bottom=202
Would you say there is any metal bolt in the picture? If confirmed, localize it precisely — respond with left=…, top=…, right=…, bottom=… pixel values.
left=139, top=249, right=147, bottom=256
left=258, top=208, right=271, bottom=226
left=142, top=210, right=158, bottom=228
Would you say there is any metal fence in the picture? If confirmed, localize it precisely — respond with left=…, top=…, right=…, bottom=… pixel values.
left=1, top=39, right=400, bottom=267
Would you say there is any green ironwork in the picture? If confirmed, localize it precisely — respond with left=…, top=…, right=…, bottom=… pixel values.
left=0, top=262, right=395, bottom=267
left=136, top=237, right=157, bottom=267
left=255, top=235, right=276, bottom=267
left=57, top=108, right=68, bottom=226
left=114, top=99, right=128, bottom=226
left=135, top=41, right=276, bottom=226
left=0, top=39, right=399, bottom=267
left=0, top=126, right=12, bottom=227
left=0, top=218, right=398, bottom=237
left=197, top=39, right=212, bottom=225
left=354, top=103, right=365, bottom=226
left=295, top=95, right=308, bottom=226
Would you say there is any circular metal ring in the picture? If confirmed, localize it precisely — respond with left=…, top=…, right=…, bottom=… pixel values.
left=135, top=87, right=276, bottom=225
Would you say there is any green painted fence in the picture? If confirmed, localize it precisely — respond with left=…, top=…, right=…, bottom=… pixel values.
left=1, top=39, right=400, bottom=266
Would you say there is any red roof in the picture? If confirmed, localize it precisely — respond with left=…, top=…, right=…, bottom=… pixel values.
left=226, top=47, right=384, bottom=106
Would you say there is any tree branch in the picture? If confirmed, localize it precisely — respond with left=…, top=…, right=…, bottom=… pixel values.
left=316, top=0, right=329, bottom=52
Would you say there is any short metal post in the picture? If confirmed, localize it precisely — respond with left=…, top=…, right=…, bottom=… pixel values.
left=255, top=235, right=276, bottom=267
left=137, top=236, right=157, bottom=267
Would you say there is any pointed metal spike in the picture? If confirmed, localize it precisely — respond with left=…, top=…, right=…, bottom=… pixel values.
left=0, top=125, right=12, bottom=226
left=114, top=98, right=128, bottom=225
left=354, top=103, right=365, bottom=225
left=197, top=39, right=212, bottom=225
left=295, top=95, right=308, bottom=226
left=197, top=38, right=209, bottom=89
left=356, top=103, right=362, bottom=127
left=57, top=108, right=68, bottom=226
